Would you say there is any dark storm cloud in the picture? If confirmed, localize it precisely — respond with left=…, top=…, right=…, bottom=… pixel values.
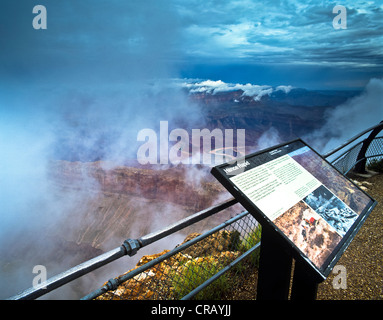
left=2, top=1, right=382, bottom=74
left=0, top=0, right=381, bottom=88
left=175, top=0, right=383, bottom=71
left=0, top=0, right=184, bottom=85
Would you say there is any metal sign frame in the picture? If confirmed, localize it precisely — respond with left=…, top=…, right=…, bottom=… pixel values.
left=211, top=139, right=376, bottom=287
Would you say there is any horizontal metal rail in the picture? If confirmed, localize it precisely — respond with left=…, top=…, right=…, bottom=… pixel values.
left=81, top=210, right=251, bottom=300
left=8, top=247, right=126, bottom=300
left=8, top=197, right=238, bottom=300
left=323, top=122, right=383, bottom=159
left=139, top=197, right=238, bottom=247
left=326, top=140, right=363, bottom=165
left=328, top=135, right=383, bottom=175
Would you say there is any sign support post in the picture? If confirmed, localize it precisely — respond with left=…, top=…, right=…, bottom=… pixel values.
left=290, top=259, right=321, bottom=300
left=256, top=227, right=292, bottom=300
left=257, top=226, right=322, bottom=300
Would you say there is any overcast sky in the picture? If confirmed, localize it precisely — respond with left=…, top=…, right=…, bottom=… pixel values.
left=0, top=0, right=382, bottom=90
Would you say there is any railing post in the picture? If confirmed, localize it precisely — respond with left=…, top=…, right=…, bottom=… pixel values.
left=354, top=121, right=383, bottom=173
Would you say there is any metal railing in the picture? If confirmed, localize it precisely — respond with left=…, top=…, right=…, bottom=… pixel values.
left=9, top=198, right=239, bottom=300
left=8, top=120, right=383, bottom=300
left=323, top=121, right=383, bottom=175
left=84, top=211, right=260, bottom=300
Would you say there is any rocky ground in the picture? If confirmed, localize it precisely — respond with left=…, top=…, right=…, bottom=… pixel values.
left=316, top=173, right=383, bottom=300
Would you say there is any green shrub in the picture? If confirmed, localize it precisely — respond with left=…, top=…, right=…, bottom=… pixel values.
left=171, top=259, right=230, bottom=300
left=238, top=224, right=262, bottom=267
left=240, top=224, right=262, bottom=252
left=170, top=225, right=262, bottom=300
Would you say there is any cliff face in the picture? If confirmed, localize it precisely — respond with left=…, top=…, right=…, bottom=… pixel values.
left=188, top=90, right=334, bottom=145
left=47, top=161, right=229, bottom=250
left=49, top=161, right=224, bottom=211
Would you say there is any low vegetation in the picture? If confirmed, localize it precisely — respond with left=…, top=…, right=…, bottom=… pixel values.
left=171, top=226, right=262, bottom=300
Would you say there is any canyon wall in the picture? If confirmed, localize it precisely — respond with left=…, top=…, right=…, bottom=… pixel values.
left=49, top=161, right=224, bottom=211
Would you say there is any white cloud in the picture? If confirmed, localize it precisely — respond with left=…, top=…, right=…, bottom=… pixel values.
left=257, top=127, right=281, bottom=150
left=276, top=85, right=294, bottom=94
left=240, top=84, right=273, bottom=101
left=306, top=77, right=383, bottom=153
left=182, top=79, right=294, bottom=101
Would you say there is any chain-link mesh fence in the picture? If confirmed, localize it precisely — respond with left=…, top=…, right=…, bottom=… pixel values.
left=366, top=137, right=383, bottom=167
left=94, top=212, right=260, bottom=300
left=331, top=136, right=383, bottom=174
left=331, top=142, right=363, bottom=174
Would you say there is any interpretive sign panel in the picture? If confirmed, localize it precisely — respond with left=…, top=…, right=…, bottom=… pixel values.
left=211, top=139, right=376, bottom=278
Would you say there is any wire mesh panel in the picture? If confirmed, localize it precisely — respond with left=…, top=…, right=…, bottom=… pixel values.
left=95, top=213, right=260, bottom=300
left=366, top=137, right=383, bottom=167
left=331, top=142, right=363, bottom=174
left=330, top=136, right=383, bottom=174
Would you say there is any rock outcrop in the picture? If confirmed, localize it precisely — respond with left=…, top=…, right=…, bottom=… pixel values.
left=49, top=160, right=224, bottom=211
left=96, top=230, right=242, bottom=300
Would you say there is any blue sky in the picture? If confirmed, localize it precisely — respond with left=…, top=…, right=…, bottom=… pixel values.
left=0, top=0, right=382, bottom=90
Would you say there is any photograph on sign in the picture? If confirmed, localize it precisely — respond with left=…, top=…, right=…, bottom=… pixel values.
left=212, top=139, right=376, bottom=276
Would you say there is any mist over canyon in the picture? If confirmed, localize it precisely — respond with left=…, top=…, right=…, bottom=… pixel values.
left=50, top=79, right=362, bottom=163
left=1, top=78, right=382, bottom=299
